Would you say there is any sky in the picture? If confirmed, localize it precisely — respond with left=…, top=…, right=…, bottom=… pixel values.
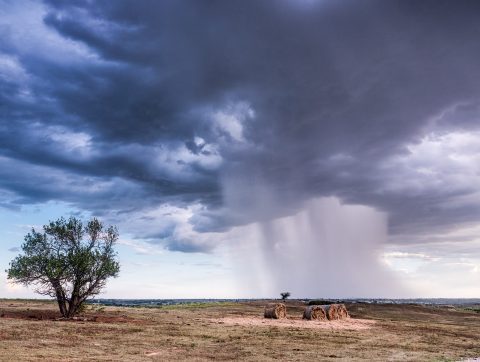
left=1, top=0, right=480, bottom=299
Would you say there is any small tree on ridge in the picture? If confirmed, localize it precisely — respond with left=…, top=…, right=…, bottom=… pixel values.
left=7, top=217, right=120, bottom=318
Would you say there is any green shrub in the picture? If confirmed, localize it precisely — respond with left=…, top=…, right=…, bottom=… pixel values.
left=307, top=300, right=334, bottom=306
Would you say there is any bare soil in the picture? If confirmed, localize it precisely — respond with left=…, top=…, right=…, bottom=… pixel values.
left=211, top=316, right=375, bottom=330
left=0, top=299, right=479, bottom=361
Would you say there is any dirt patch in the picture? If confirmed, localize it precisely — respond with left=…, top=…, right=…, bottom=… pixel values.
left=0, top=309, right=145, bottom=324
left=0, top=309, right=59, bottom=321
left=211, top=316, right=376, bottom=330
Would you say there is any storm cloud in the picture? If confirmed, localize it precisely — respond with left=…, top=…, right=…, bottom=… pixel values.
left=1, top=0, right=480, bottom=255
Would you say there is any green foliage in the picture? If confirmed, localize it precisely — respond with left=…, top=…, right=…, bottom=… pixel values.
left=7, top=216, right=120, bottom=318
left=307, top=300, right=334, bottom=306
left=465, top=307, right=480, bottom=313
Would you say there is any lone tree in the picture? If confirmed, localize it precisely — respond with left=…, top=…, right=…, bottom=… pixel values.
left=7, top=217, right=120, bottom=318
left=280, top=292, right=291, bottom=301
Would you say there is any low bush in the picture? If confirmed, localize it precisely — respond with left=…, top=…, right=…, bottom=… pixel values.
left=307, top=300, right=335, bottom=306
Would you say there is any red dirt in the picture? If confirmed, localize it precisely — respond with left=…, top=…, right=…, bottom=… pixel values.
left=0, top=309, right=145, bottom=324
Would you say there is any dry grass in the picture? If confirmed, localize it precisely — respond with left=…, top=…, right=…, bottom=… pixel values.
left=0, top=299, right=479, bottom=361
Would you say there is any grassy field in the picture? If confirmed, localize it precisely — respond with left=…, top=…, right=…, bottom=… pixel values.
left=0, top=299, right=479, bottom=361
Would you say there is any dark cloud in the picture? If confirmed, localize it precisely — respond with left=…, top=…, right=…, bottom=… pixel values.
left=1, top=0, right=480, bottom=251
left=164, top=239, right=214, bottom=254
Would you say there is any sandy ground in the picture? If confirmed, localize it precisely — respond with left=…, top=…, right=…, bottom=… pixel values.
left=211, top=316, right=376, bottom=330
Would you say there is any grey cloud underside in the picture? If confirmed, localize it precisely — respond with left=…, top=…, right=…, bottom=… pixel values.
left=2, top=0, right=480, bottom=251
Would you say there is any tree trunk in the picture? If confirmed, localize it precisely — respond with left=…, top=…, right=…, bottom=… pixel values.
left=67, top=294, right=80, bottom=318
left=54, top=287, right=67, bottom=317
